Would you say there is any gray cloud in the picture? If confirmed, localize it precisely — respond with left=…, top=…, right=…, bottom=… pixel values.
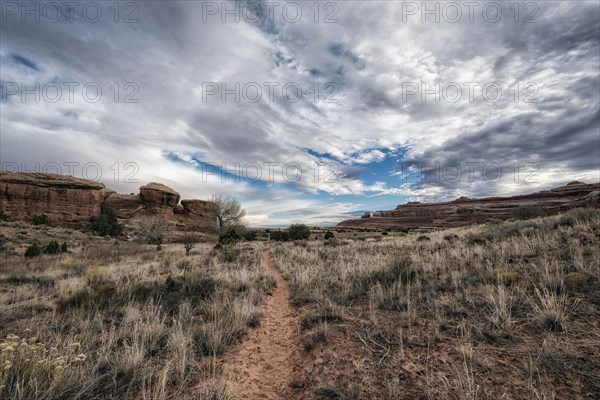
left=1, top=0, right=598, bottom=225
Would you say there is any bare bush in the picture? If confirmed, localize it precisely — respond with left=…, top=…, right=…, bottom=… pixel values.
left=211, top=195, right=246, bottom=235
left=132, top=216, right=170, bottom=250
left=180, top=234, right=199, bottom=256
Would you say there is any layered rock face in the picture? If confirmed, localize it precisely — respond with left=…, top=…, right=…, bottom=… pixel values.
left=177, top=200, right=218, bottom=231
left=0, top=172, right=113, bottom=225
left=337, top=181, right=600, bottom=230
left=0, top=172, right=216, bottom=235
left=140, top=183, right=181, bottom=209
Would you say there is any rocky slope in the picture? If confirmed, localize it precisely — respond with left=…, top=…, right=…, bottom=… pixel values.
left=337, top=181, right=600, bottom=229
left=0, top=172, right=216, bottom=236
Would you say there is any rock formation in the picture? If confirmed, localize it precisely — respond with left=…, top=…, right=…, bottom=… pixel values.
left=140, top=183, right=181, bottom=209
left=337, top=181, right=600, bottom=230
left=0, top=172, right=216, bottom=236
left=0, top=172, right=113, bottom=225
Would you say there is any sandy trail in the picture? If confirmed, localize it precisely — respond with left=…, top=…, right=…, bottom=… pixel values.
left=224, top=249, right=302, bottom=400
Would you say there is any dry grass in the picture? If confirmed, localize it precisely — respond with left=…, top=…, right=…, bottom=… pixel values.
left=271, top=208, right=600, bottom=399
left=0, top=224, right=274, bottom=399
left=2, top=208, right=600, bottom=399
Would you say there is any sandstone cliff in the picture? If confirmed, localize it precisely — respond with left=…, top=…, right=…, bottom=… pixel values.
left=0, top=172, right=216, bottom=235
left=337, top=181, right=600, bottom=229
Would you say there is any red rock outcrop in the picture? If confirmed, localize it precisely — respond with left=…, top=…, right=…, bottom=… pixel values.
left=337, top=181, right=600, bottom=229
left=176, top=200, right=217, bottom=231
left=140, top=183, right=181, bottom=209
left=0, top=172, right=216, bottom=236
left=0, top=172, right=114, bottom=225
left=102, top=193, right=144, bottom=219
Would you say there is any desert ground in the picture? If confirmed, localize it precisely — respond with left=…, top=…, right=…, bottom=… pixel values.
left=1, top=209, right=600, bottom=399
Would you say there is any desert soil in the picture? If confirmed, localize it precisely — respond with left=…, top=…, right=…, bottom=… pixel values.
left=223, top=249, right=303, bottom=400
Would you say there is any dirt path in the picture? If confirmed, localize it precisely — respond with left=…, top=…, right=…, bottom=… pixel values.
left=224, top=249, right=303, bottom=400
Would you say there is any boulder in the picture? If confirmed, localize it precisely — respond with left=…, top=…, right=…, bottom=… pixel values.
left=139, top=183, right=180, bottom=208
left=181, top=199, right=216, bottom=215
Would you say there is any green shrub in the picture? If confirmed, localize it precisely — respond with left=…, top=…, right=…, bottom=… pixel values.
left=44, top=240, right=61, bottom=254
left=443, top=234, right=459, bottom=242
left=219, top=229, right=241, bottom=244
left=61, top=241, right=68, bottom=252
left=89, top=208, right=123, bottom=237
left=212, top=245, right=242, bottom=263
left=243, top=230, right=257, bottom=241
left=0, top=235, right=7, bottom=253
left=24, top=242, right=41, bottom=258
left=0, top=211, right=8, bottom=221
left=512, top=206, right=544, bottom=220
left=270, top=231, right=289, bottom=242
left=324, top=231, right=335, bottom=240
left=324, top=238, right=345, bottom=247
left=465, top=233, right=488, bottom=245
left=32, top=214, right=51, bottom=225
left=556, top=208, right=600, bottom=227
left=288, top=224, right=310, bottom=240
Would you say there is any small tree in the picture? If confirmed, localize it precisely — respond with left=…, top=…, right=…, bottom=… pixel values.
left=133, top=216, right=170, bottom=250
left=288, top=224, right=310, bottom=240
left=25, top=242, right=41, bottom=258
left=32, top=214, right=51, bottom=226
left=243, top=230, right=257, bottom=241
left=180, top=234, right=199, bottom=255
left=324, top=231, right=335, bottom=240
left=89, top=209, right=123, bottom=237
left=211, top=195, right=246, bottom=235
left=219, top=229, right=242, bottom=245
left=270, top=231, right=289, bottom=242
left=44, top=240, right=61, bottom=254
left=61, top=241, right=68, bottom=253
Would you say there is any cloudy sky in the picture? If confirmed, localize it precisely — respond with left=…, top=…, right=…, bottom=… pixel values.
left=1, top=1, right=599, bottom=226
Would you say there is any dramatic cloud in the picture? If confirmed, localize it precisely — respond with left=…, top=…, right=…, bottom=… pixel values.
left=1, top=1, right=598, bottom=226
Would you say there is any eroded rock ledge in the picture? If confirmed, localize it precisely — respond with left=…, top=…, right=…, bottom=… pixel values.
left=337, top=181, right=600, bottom=229
left=0, top=172, right=216, bottom=235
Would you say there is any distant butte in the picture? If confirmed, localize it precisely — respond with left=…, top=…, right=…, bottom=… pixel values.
left=337, top=181, right=600, bottom=229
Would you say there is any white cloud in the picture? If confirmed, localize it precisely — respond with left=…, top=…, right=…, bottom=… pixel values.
left=1, top=1, right=598, bottom=225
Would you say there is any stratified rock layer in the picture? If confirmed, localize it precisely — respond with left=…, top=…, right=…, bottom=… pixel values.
left=337, top=181, right=600, bottom=229
left=140, top=183, right=181, bottom=208
left=0, top=172, right=216, bottom=235
left=0, top=172, right=113, bottom=225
